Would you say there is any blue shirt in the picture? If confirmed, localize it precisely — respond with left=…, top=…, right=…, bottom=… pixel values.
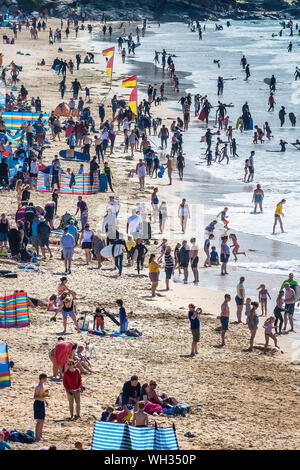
left=210, top=250, right=218, bottom=261
left=119, top=307, right=127, bottom=324
left=67, top=224, right=77, bottom=237
left=188, top=310, right=200, bottom=330
left=31, top=220, right=40, bottom=237
left=60, top=232, right=75, bottom=249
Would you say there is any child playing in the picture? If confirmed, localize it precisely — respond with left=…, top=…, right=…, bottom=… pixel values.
left=229, top=233, right=246, bottom=261
left=210, top=246, right=219, bottom=265
left=244, top=159, right=249, bottom=182
left=93, top=307, right=104, bottom=331
left=132, top=401, right=149, bottom=427
left=217, top=207, right=229, bottom=229
left=257, top=284, right=271, bottom=316
left=263, top=316, right=279, bottom=354
left=100, top=406, right=114, bottom=422
left=0, top=431, right=12, bottom=450
left=244, top=297, right=251, bottom=321
left=33, top=373, right=48, bottom=442
left=253, top=131, right=258, bottom=144
left=205, top=220, right=218, bottom=233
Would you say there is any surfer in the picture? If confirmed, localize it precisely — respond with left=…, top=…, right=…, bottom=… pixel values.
left=279, top=140, right=288, bottom=152
left=217, top=76, right=224, bottom=96
left=288, top=42, right=293, bottom=52
left=272, top=199, right=286, bottom=235
left=240, top=55, right=247, bottom=70
left=279, top=106, right=286, bottom=127
left=269, top=75, right=276, bottom=92
left=294, top=66, right=300, bottom=80
left=245, top=64, right=251, bottom=81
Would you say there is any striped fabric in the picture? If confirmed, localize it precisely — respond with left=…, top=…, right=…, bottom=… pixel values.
left=0, top=342, right=11, bottom=387
left=2, top=112, right=49, bottom=130
left=0, top=292, right=30, bottom=328
left=36, top=171, right=100, bottom=195
left=6, top=129, right=27, bottom=144
left=0, top=93, right=5, bottom=107
left=91, top=421, right=179, bottom=450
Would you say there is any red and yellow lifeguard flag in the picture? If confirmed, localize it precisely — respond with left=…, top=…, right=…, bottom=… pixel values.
left=102, top=46, right=115, bottom=57
left=122, top=75, right=137, bottom=88
left=102, top=47, right=115, bottom=79
left=129, top=87, right=137, bottom=116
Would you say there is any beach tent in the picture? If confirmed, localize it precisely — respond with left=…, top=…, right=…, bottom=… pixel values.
left=54, top=103, right=79, bottom=117
left=1, top=112, right=49, bottom=131
left=0, top=342, right=11, bottom=387
left=37, top=171, right=100, bottom=195
left=91, top=421, right=179, bottom=450
left=0, top=292, right=30, bottom=328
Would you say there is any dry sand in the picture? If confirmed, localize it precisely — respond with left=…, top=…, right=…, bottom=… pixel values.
left=0, top=18, right=299, bottom=450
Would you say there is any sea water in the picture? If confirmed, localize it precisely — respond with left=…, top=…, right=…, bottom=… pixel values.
left=96, top=21, right=300, bottom=353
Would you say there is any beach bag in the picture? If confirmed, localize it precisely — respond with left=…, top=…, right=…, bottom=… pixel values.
left=18, top=430, right=34, bottom=443
left=9, top=430, right=20, bottom=442
left=1, top=429, right=10, bottom=441
left=173, top=402, right=190, bottom=417
left=126, top=329, right=142, bottom=338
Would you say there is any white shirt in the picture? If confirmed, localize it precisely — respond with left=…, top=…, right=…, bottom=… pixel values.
left=107, top=200, right=119, bottom=215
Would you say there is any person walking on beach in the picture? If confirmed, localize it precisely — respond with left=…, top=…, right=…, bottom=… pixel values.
left=164, top=246, right=174, bottom=291
left=189, top=237, right=199, bottom=284
left=235, top=277, right=245, bottom=323
left=257, top=284, right=271, bottom=316
left=188, top=303, right=201, bottom=357
left=149, top=253, right=160, bottom=297
left=179, top=240, right=190, bottom=284
left=60, top=227, right=75, bottom=274
left=283, top=283, right=296, bottom=332
left=279, top=106, right=286, bottom=127
left=247, top=301, right=259, bottom=352
left=33, top=373, right=48, bottom=442
left=219, top=294, right=231, bottom=346
left=63, top=361, right=82, bottom=420
left=274, top=290, right=286, bottom=335
left=247, top=151, right=255, bottom=183
left=252, top=184, right=264, bottom=213
left=204, top=234, right=214, bottom=267
left=272, top=199, right=286, bottom=235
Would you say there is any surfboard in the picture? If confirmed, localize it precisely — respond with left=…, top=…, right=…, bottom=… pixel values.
left=198, top=109, right=206, bottom=121
left=235, top=117, right=241, bottom=130
left=100, top=243, right=123, bottom=258
left=248, top=117, right=254, bottom=130
left=104, top=311, right=120, bottom=326
left=59, top=150, right=90, bottom=161
left=264, top=78, right=271, bottom=85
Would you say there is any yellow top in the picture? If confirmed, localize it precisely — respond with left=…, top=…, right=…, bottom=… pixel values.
left=126, top=240, right=136, bottom=251
left=149, top=261, right=160, bottom=273
left=275, top=203, right=283, bottom=216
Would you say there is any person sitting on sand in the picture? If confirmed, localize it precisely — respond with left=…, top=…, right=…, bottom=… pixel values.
left=100, top=406, right=114, bottom=422
left=148, top=380, right=178, bottom=406
left=74, top=441, right=84, bottom=450
left=47, top=294, right=59, bottom=312
left=140, top=384, right=164, bottom=415
left=74, top=345, right=93, bottom=374
left=132, top=401, right=149, bottom=427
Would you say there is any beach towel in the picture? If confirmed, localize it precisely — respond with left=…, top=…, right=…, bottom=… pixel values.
left=0, top=292, right=30, bottom=328
left=0, top=342, right=11, bottom=387
left=54, top=341, right=73, bottom=367
left=91, top=421, right=179, bottom=450
left=36, top=171, right=100, bottom=195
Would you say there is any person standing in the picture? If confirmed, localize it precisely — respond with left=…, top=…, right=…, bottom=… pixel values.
left=279, top=106, right=286, bottom=127
left=60, top=227, right=75, bottom=274
left=63, top=361, right=82, bottom=420
left=204, top=234, right=214, bottom=267
left=247, top=151, right=255, bottom=183
left=149, top=253, right=160, bottom=297
left=252, top=184, right=264, bottom=213
left=188, top=303, right=201, bottom=357
left=179, top=240, right=190, bottom=284
left=219, top=294, right=231, bottom=346
left=272, top=199, right=286, bottom=235
left=283, top=283, right=296, bottom=332
left=220, top=236, right=230, bottom=275
left=164, top=246, right=174, bottom=291
left=33, top=373, right=48, bottom=442
left=102, top=162, right=114, bottom=192
left=178, top=198, right=190, bottom=233
left=75, top=196, right=88, bottom=231
left=189, top=237, right=199, bottom=284
left=235, top=277, right=245, bottom=323
left=247, top=301, right=259, bottom=351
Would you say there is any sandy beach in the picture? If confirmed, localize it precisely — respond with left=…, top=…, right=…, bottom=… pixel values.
left=0, top=17, right=300, bottom=451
